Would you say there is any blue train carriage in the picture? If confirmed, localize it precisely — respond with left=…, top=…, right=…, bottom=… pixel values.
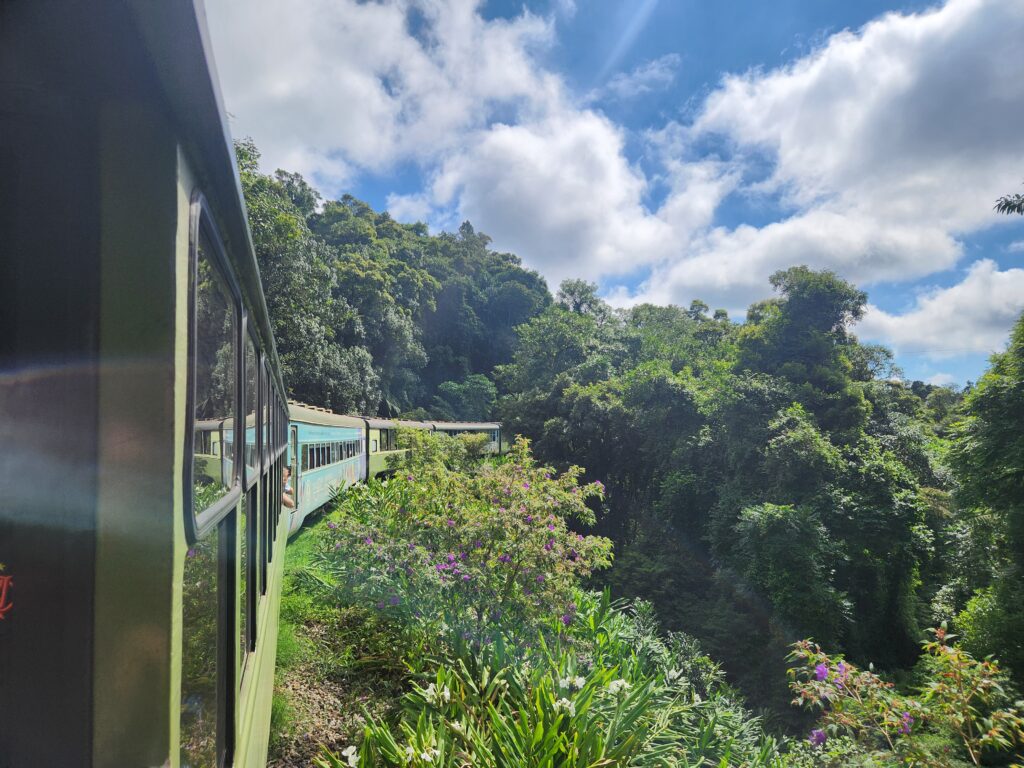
left=286, top=403, right=367, bottom=534
left=2, top=2, right=291, bottom=766
left=431, top=421, right=506, bottom=454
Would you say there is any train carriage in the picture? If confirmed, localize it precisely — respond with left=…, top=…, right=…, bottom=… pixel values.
left=1, top=2, right=290, bottom=765
left=286, top=404, right=366, bottom=534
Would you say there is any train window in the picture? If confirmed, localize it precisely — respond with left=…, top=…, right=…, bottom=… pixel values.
left=180, top=521, right=224, bottom=767
left=183, top=200, right=242, bottom=768
left=189, top=223, right=239, bottom=526
left=301, top=444, right=308, bottom=472
left=244, top=334, right=257, bottom=486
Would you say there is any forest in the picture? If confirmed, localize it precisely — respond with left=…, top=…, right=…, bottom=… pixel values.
left=240, top=141, right=1024, bottom=765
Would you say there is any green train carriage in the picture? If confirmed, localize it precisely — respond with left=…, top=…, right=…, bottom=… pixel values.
left=1, top=2, right=290, bottom=765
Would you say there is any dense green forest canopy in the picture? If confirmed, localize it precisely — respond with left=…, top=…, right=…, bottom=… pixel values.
left=242, top=141, right=1024, bottom=731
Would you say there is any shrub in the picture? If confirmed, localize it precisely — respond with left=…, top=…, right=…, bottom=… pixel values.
left=310, top=436, right=613, bottom=650
left=788, top=627, right=1024, bottom=766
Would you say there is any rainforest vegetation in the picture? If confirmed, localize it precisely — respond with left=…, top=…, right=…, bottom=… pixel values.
left=242, top=141, right=1024, bottom=765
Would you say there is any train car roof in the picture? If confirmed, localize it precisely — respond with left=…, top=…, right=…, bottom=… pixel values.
left=431, top=421, right=502, bottom=431
left=125, top=0, right=286, bottom=399
left=288, top=403, right=366, bottom=429
left=364, top=418, right=432, bottom=430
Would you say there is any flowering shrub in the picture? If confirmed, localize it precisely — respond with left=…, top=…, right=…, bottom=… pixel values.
left=789, top=627, right=1024, bottom=766
left=309, top=434, right=612, bottom=650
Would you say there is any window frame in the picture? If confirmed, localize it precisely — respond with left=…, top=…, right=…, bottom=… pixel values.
left=183, top=192, right=243, bottom=545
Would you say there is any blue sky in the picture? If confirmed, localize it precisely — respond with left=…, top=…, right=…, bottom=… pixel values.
left=206, top=0, right=1024, bottom=385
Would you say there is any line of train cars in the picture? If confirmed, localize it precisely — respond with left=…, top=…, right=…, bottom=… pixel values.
left=285, top=404, right=503, bottom=535
left=0, top=3, right=504, bottom=765
left=198, top=403, right=504, bottom=538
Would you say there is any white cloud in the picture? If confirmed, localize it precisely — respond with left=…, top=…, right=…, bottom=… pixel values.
left=595, top=54, right=681, bottom=101
left=1007, top=240, right=1024, bottom=253
left=205, top=0, right=556, bottom=188
left=858, top=260, right=1024, bottom=359
left=626, top=0, right=1024, bottom=310
left=926, top=372, right=957, bottom=386
left=206, top=0, right=1024, bottom=369
left=428, top=110, right=678, bottom=285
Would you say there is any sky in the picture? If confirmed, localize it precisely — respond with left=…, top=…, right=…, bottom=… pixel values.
left=204, top=0, right=1024, bottom=385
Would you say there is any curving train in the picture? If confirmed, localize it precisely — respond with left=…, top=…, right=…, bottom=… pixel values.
left=283, top=404, right=503, bottom=535
left=0, top=2, right=501, bottom=766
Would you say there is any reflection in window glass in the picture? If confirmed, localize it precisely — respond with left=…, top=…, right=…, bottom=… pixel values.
left=245, top=336, right=257, bottom=482
left=180, top=525, right=221, bottom=767
left=192, top=236, right=236, bottom=516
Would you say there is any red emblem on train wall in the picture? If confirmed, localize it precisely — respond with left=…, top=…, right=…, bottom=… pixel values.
left=0, top=565, right=13, bottom=620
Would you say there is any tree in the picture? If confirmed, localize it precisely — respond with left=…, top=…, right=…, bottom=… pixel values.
left=995, top=181, right=1024, bottom=215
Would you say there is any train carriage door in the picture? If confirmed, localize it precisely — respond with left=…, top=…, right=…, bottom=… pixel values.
left=290, top=425, right=299, bottom=509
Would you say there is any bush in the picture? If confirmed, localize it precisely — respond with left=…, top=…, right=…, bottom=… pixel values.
left=788, top=627, right=1024, bottom=766
left=310, top=436, right=612, bottom=651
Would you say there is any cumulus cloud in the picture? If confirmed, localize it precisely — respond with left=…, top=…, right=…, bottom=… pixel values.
left=858, top=260, right=1024, bottom=359
left=627, top=0, right=1024, bottom=310
left=205, top=0, right=1024, bottom=373
left=205, top=0, right=556, bottom=188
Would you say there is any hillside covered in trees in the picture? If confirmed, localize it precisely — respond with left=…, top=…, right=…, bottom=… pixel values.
left=244, top=142, right=1024, bottom=761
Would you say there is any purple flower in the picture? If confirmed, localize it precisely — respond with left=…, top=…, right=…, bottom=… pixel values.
left=815, top=663, right=828, bottom=681
left=568, top=548, right=579, bottom=561
left=560, top=613, right=573, bottom=626
left=406, top=474, right=414, bottom=481
left=462, top=574, right=471, bottom=582
left=408, top=542, right=417, bottom=550
left=473, top=539, right=483, bottom=548
left=899, top=712, right=914, bottom=735
left=447, top=553, right=456, bottom=562
left=548, top=523, right=556, bottom=531
left=327, top=521, right=337, bottom=529
left=523, top=482, right=531, bottom=490
left=544, top=539, right=554, bottom=551
left=536, top=574, right=545, bottom=583
left=186, top=548, right=196, bottom=559
left=376, top=601, right=385, bottom=610
left=498, top=553, right=512, bottom=563
left=364, top=537, right=374, bottom=546
left=525, top=514, right=534, bottom=523
left=446, top=519, right=456, bottom=527
left=544, top=473, right=552, bottom=480
left=334, top=542, right=342, bottom=550
left=809, top=729, right=826, bottom=747
left=389, top=596, right=400, bottom=606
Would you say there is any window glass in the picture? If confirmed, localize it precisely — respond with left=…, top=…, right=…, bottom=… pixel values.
left=244, top=335, right=257, bottom=483
left=191, top=232, right=237, bottom=517
left=180, top=498, right=222, bottom=767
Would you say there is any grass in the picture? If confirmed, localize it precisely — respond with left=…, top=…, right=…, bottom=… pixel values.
left=267, top=511, right=411, bottom=767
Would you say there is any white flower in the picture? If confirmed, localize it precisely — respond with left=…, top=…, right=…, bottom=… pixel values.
left=404, top=745, right=416, bottom=761
left=607, top=679, right=630, bottom=695
left=420, top=751, right=434, bottom=763
left=422, top=683, right=451, bottom=706
left=342, top=744, right=359, bottom=768
left=573, top=676, right=586, bottom=689
left=555, top=698, right=576, bottom=716
left=450, top=720, right=465, bottom=735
